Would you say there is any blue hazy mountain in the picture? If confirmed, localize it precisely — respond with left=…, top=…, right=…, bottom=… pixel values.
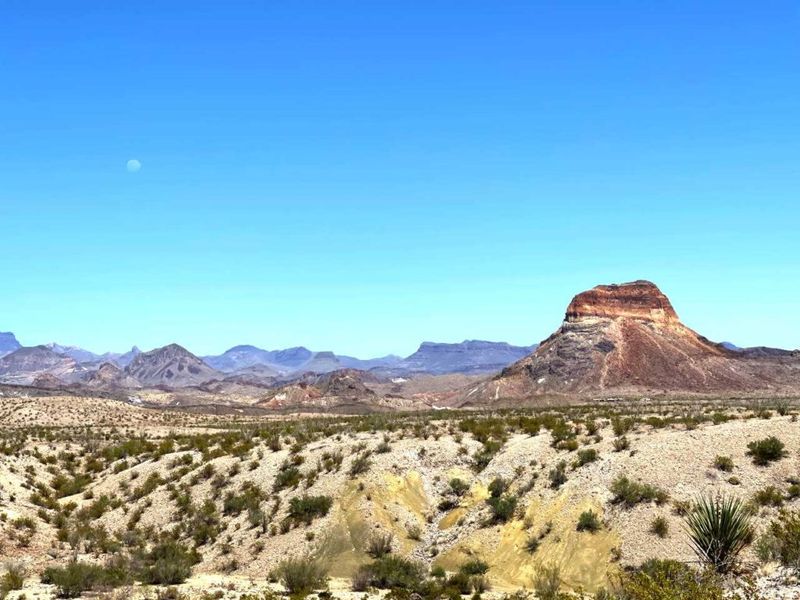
left=0, top=332, right=22, bottom=358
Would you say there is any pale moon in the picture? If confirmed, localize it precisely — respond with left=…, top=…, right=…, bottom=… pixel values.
left=126, top=159, right=142, bottom=173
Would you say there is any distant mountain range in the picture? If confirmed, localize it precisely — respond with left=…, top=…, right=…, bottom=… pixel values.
left=394, top=340, right=538, bottom=375
left=0, top=333, right=539, bottom=390
left=2, top=281, right=798, bottom=407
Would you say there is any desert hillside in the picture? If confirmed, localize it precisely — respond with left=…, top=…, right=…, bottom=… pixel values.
left=1, top=392, right=799, bottom=599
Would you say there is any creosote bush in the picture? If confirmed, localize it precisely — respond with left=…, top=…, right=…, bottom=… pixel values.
left=0, top=563, right=25, bottom=599
left=355, top=555, right=426, bottom=590
left=288, top=495, right=333, bottom=526
left=609, top=476, right=668, bottom=507
left=613, top=559, right=725, bottom=600
left=367, top=533, right=394, bottom=559
left=275, top=556, right=327, bottom=596
left=650, top=515, right=669, bottom=538
left=746, top=436, right=787, bottom=466
left=756, top=509, right=800, bottom=569
left=713, top=456, right=734, bottom=472
left=576, top=510, right=601, bottom=533
left=42, top=560, right=131, bottom=598
left=533, top=565, right=561, bottom=600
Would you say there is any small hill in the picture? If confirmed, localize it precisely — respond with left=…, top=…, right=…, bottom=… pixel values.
left=124, top=344, right=221, bottom=388
left=256, top=369, right=422, bottom=412
left=457, top=280, right=800, bottom=404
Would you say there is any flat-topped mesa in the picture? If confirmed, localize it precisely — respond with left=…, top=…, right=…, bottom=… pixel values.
left=565, top=280, right=679, bottom=324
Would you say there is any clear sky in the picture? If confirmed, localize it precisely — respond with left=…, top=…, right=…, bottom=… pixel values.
left=1, top=1, right=798, bottom=357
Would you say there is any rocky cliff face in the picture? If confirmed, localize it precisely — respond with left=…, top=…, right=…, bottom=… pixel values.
left=456, top=281, right=800, bottom=405
left=565, top=280, right=679, bottom=323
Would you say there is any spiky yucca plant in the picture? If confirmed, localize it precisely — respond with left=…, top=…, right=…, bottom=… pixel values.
left=686, top=494, right=753, bottom=573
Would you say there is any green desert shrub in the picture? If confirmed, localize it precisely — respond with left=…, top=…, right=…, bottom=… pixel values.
left=685, top=495, right=753, bottom=573
left=276, top=556, right=327, bottom=595
left=609, top=476, right=668, bottom=507
left=576, top=510, right=601, bottom=533
left=524, top=535, right=540, bottom=554
left=575, top=448, right=598, bottom=467
left=613, top=559, right=725, bottom=600
left=355, top=555, right=426, bottom=590
left=533, top=565, right=561, bottom=600
left=548, top=461, right=568, bottom=489
left=41, top=560, right=130, bottom=598
left=756, top=509, right=800, bottom=569
left=712, top=456, right=734, bottom=472
left=650, top=515, right=669, bottom=538
left=349, top=453, right=372, bottom=477
left=612, top=416, right=635, bottom=436
left=288, top=495, right=333, bottom=526
left=273, top=466, right=302, bottom=492
left=449, top=478, right=469, bottom=497
left=141, top=539, right=200, bottom=585
left=458, top=559, right=489, bottom=576
left=487, top=477, right=507, bottom=498
left=752, top=486, right=784, bottom=507
left=746, top=436, right=787, bottom=466
left=0, top=563, right=25, bottom=598
left=613, top=436, right=630, bottom=452
left=486, top=493, right=517, bottom=524
left=366, top=533, right=393, bottom=559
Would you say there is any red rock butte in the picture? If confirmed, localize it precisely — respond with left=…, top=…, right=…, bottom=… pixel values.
left=565, top=280, right=679, bottom=324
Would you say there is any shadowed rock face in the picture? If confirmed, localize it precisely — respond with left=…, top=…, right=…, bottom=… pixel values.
left=455, top=280, right=800, bottom=404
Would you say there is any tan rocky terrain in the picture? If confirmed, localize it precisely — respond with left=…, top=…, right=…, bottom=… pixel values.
left=1, top=393, right=799, bottom=599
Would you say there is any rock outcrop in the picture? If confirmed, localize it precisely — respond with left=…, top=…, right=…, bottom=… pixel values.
left=456, top=280, right=800, bottom=404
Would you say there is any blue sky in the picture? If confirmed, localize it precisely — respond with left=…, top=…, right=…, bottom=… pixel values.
left=1, top=1, right=798, bottom=357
